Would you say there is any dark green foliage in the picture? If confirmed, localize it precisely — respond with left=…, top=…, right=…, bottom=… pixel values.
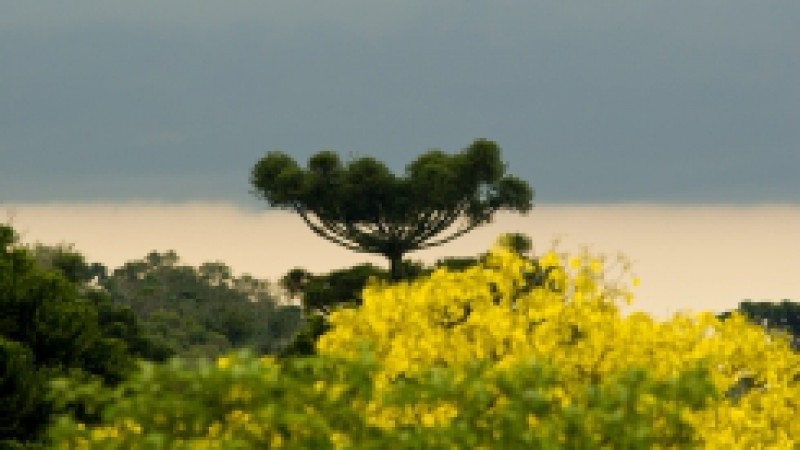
left=280, top=312, right=331, bottom=357
left=739, top=300, right=800, bottom=335
left=278, top=264, right=387, bottom=356
left=251, top=139, right=534, bottom=279
left=30, top=244, right=173, bottom=362
left=281, top=261, right=433, bottom=314
left=278, top=261, right=434, bottom=356
left=85, top=289, right=174, bottom=362
left=29, top=243, right=105, bottom=285
left=0, top=227, right=134, bottom=383
left=0, top=224, right=137, bottom=446
left=281, top=264, right=387, bottom=313
left=102, top=251, right=303, bottom=358
left=0, top=337, right=48, bottom=444
left=433, top=257, right=480, bottom=272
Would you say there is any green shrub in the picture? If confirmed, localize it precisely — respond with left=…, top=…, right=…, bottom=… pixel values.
left=47, top=351, right=715, bottom=449
left=0, top=336, right=49, bottom=445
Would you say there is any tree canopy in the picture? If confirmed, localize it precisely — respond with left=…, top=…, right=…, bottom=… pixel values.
left=0, top=224, right=137, bottom=445
left=251, top=139, right=533, bottom=279
left=102, top=251, right=303, bottom=358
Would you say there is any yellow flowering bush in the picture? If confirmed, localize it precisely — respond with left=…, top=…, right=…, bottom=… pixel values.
left=46, top=238, right=800, bottom=448
left=318, top=241, right=800, bottom=447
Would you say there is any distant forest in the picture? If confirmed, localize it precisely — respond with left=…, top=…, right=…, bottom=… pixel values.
left=28, top=243, right=304, bottom=361
left=9, top=224, right=800, bottom=360
left=8, top=224, right=800, bottom=363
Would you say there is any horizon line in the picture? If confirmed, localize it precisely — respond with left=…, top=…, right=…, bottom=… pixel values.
left=3, top=200, right=799, bottom=209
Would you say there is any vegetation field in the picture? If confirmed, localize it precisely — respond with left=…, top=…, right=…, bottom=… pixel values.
left=3, top=222, right=799, bottom=448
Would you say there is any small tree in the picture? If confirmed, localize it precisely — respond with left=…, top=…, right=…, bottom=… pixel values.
left=251, top=139, right=533, bottom=279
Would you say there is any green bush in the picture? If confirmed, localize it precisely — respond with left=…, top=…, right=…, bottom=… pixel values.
left=1, top=224, right=137, bottom=446
left=47, top=351, right=715, bottom=448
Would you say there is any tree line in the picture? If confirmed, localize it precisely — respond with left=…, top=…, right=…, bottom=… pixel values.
left=0, top=224, right=303, bottom=446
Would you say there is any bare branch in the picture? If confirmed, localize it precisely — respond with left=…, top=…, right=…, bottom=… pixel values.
left=416, top=220, right=480, bottom=250
left=295, top=207, right=369, bottom=253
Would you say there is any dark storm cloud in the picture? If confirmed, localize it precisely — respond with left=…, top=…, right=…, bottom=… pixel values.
left=1, top=1, right=798, bottom=204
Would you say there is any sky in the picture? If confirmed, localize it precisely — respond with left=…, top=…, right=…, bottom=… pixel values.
left=1, top=2, right=798, bottom=317
left=1, top=1, right=798, bottom=204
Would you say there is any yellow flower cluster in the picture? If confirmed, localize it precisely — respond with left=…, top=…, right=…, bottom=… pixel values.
left=318, top=242, right=800, bottom=447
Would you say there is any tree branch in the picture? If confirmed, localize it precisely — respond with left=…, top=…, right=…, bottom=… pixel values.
left=295, top=206, right=370, bottom=253
left=416, top=219, right=481, bottom=250
left=410, top=203, right=468, bottom=248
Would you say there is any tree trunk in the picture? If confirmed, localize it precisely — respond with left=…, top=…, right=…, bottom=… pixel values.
left=389, top=253, right=404, bottom=281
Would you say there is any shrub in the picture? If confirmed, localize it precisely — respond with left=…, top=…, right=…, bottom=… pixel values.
left=48, top=351, right=717, bottom=449
left=319, top=242, right=800, bottom=447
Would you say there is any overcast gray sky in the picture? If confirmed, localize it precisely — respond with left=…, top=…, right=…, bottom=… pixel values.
left=1, top=1, right=798, bottom=205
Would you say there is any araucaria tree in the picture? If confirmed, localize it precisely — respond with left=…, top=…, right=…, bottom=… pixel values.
left=250, top=139, right=533, bottom=280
